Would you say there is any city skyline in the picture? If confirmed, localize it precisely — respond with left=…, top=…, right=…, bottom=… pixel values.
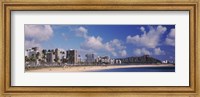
left=25, top=25, right=175, bottom=61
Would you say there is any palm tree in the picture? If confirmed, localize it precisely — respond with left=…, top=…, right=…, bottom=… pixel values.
left=42, top=49, right=47, bottom=55
left=30, top=54, right=36, bottom=61
left=60, top=51, right=65, bottom=54
left=25, top=56, right=30, bottom=62
left=54, top=57, right=60, bottom=63
left=42, top=49, right=47, bottom=60
left=36, top=52, right=40, bottom=59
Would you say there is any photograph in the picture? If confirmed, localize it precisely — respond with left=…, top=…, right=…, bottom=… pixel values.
left=24, top=25, right=175, bottom=72
left=2, top=0, right=198, bottom=95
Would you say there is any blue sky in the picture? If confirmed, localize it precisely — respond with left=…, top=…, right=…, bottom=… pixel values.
left=25, top=25, right=175, bottom=61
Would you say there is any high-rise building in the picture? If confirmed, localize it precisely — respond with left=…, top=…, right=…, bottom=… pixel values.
left=66, top=49, right=78, bottom=64
left=46, top=52, right=55, bottom=63
left=55, top=48, right=60, bottom=62
left=110, top=59, right=115, bottom=64
left=85, top=54, right=95, bottom=64
left=59, top=50, right=66, bottom=63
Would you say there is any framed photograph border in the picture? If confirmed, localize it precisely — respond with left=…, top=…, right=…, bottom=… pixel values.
left=0, top=0, right=199, bottom=96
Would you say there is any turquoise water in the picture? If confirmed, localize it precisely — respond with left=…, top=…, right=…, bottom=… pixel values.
left=92, top=66, right=175, bottom=72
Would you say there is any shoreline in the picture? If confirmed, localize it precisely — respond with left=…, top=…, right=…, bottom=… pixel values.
left=25, top=64, right=175, bottom=72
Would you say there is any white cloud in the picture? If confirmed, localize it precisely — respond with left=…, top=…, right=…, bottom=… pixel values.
left=81, top=37, right=127, bottom=57
left=24, top=25, right=53, bottom=49
left=165, top=38, right=175, bottom=46
left=81, top=36, right=104, bottom=50
left=74, top=26, right=127, bottom=57
left=169, top=29, right=175, bottom=38
left=75, top=26, right=88, bottom=38
left=165, top=28, right=175, bottom=46
left=105, top=42, right=115, bottom=52
left=127, top=25, right=167, bottom=48
left=133, top=48, right=151, bottom=56
left=25, top=25, right=53, bottom=42
left=133, top=47, right=165, bottom=56
left=82, top=37, right=124, bottom=51
left=140, top=26, right=146, bottom=33
left=78, top=26, right=88, bottom=33
left=105, top=39, right=126, bottom=57
left=119, top=50, right=127, bottom=57
left=110, top=39, right=126, bottom=50
left=25, top=40, right=41, bottom=50
left=61, top=33, right=68, bottom=40
left=73, top=26, right=126, bottom=54
left=104, top=39, right=125, bottom=52
left=111, top=52, right=117, bottom=57
left=154, top=47, right=165, bottom=55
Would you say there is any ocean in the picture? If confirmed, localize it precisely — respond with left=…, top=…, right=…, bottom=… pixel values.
left=92, top=66, right=175, bottom=72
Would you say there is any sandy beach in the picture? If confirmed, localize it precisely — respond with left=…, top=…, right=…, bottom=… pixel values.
left=25, top=64, right=175, bottom=72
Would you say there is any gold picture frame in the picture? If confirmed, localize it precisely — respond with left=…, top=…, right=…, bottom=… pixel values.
left=0, top=0, right=199, bottom=97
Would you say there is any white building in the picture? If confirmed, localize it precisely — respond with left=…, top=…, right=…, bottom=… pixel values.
left=95, top=56, right=111, bottom=65
left=162, top=60, right=168, bottom=64
left=25, top=47, right=40, bottom=58
left=115, top=59, right=122, bottom=64
left=25, top=47, right=41, bottom=67
left=110, top=59, right=115, bottom=64
left=58, top=49, right=66, bottom=63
